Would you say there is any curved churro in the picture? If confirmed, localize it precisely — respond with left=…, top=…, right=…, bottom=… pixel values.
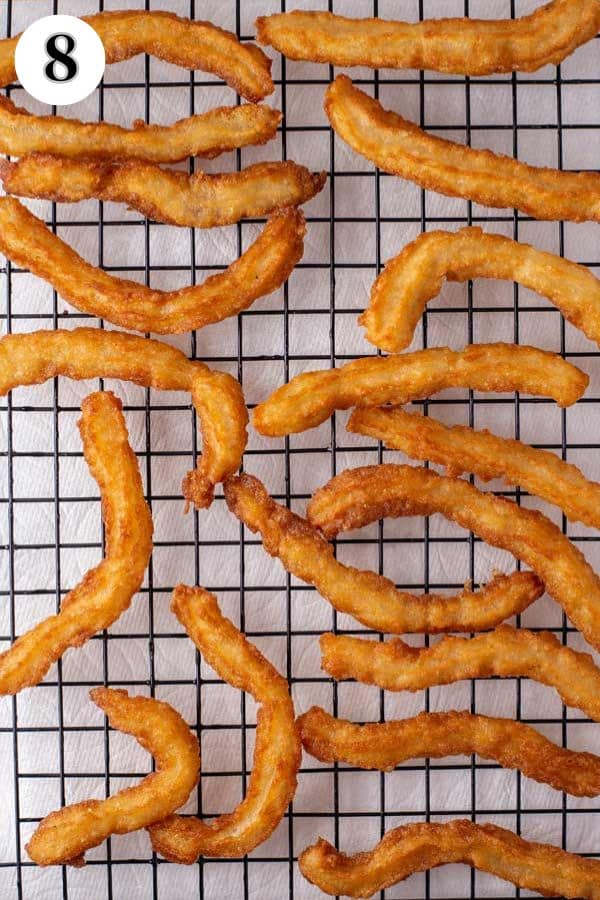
left=224, top=474, right=543, bottom=634
left=0, top=392, right=152, bottom=694
left=0, top=95, right=280, bottom=163
left=0, top=328, right=248, bottom=509
left=299, top=707, right=600, bottom=797
left=0, top=10, right=273, bottom=101
left=325, top=75, right=600, bottom=222
left=0, top=156, right=326, bottom=229
left=26, top=688, right=200, bottom=866
left=348, top=407, right=600, bottom=530
left=257, top=1, right=600, bottom=75
left=149, top=586, right=300, bottom=861
left=362, top=227, right=600, bottom=353
left=299, top=820, right=600, bottom=898
left=0, top=198, right=305, bottom=335
left=253, top=344, right=588, bottom=437
left=308, top=464, right=600, bottom=650
left=320, top=625, right=600, bottom=719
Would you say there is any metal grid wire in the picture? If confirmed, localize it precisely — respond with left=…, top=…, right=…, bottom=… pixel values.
left=2, top=0, right=600, bottom=897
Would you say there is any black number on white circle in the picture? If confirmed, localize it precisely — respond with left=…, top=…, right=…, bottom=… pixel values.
left=44, top=33, right=78, bottom=83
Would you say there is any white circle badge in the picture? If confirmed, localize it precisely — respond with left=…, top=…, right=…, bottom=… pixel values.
left=15, top=14, right=105, bottom=106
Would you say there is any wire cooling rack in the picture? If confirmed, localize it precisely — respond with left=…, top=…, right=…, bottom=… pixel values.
left=2, top=0, right=600, bottom=898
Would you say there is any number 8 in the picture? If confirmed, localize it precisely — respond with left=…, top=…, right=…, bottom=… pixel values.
left=44, top=33, right=78, bottom=84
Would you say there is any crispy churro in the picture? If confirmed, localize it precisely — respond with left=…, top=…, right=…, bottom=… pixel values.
left=149, top=586, right=300, bottom=861
left=0, top=392, right=152, bottom=694
left=0, top=95, right=280, bottom=163
left=0, top=198, right=304, bottom=335
left=257, top=1, right=600, bottom=75
left=0, top=10, right=274, bottom=101
left=26, top=688, right=199, bottom=866
left=362, top=227, right=600, bottom=353
left=325, top=76, right=600, bottom=222
left=309, top=464, right=600, bottom=650
left=0, top=156, right=326, bottom=229
left=300, top=820, right=600, bottom=898
left=320, top=625, right=600, bottom=720
left=253, top=344, right=588, bottom=437
left=348, top=406, right=600, bottom=530
left=224, top=474, right=542, bottom=634
left=0, top=328, right=248, bottom=509
left=299, top=706, right=600, bottom=797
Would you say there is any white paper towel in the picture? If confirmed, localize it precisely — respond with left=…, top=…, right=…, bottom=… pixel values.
left=1, top=0, right=600, bottom=897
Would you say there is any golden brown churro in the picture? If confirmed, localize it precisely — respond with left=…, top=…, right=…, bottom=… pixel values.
left=0, top=156, right=326, bottom=229
left=0, top=95, right=280, bottom=163
left=257, top=1, right=600, bottom=75
left=299, top=707, right=600, bottom=797
left=362, top=226, right=600, bottom=353
left=0, top=198, right=304, bottom=335
left=26, top=688, right=200, bottom=866
left=0, top=10, right=274, bottom=101
left=299, top=820, right=600, bottom=898
left=348, top=406, right=600, bottom=530
left=308, top=464, right=600, bottom=650
left=0, top=392, right=152, bottom=695
left=325, top=76, right=600, bottom=222
left=253, top=344, right=588, bottom=436
left=320, top=625, right=600, bottom=720
left=224, top=474, right=543, bottom=634
left=149, top=586, right=300, bottom=861
left=0, top=328, right=248, bottom=509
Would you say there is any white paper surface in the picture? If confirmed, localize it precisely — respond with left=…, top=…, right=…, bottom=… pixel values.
left=1, top=1, right=600, bottom=898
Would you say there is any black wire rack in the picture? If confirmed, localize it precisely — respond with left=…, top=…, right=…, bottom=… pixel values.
left=2, top=0, right=600, bottom=898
